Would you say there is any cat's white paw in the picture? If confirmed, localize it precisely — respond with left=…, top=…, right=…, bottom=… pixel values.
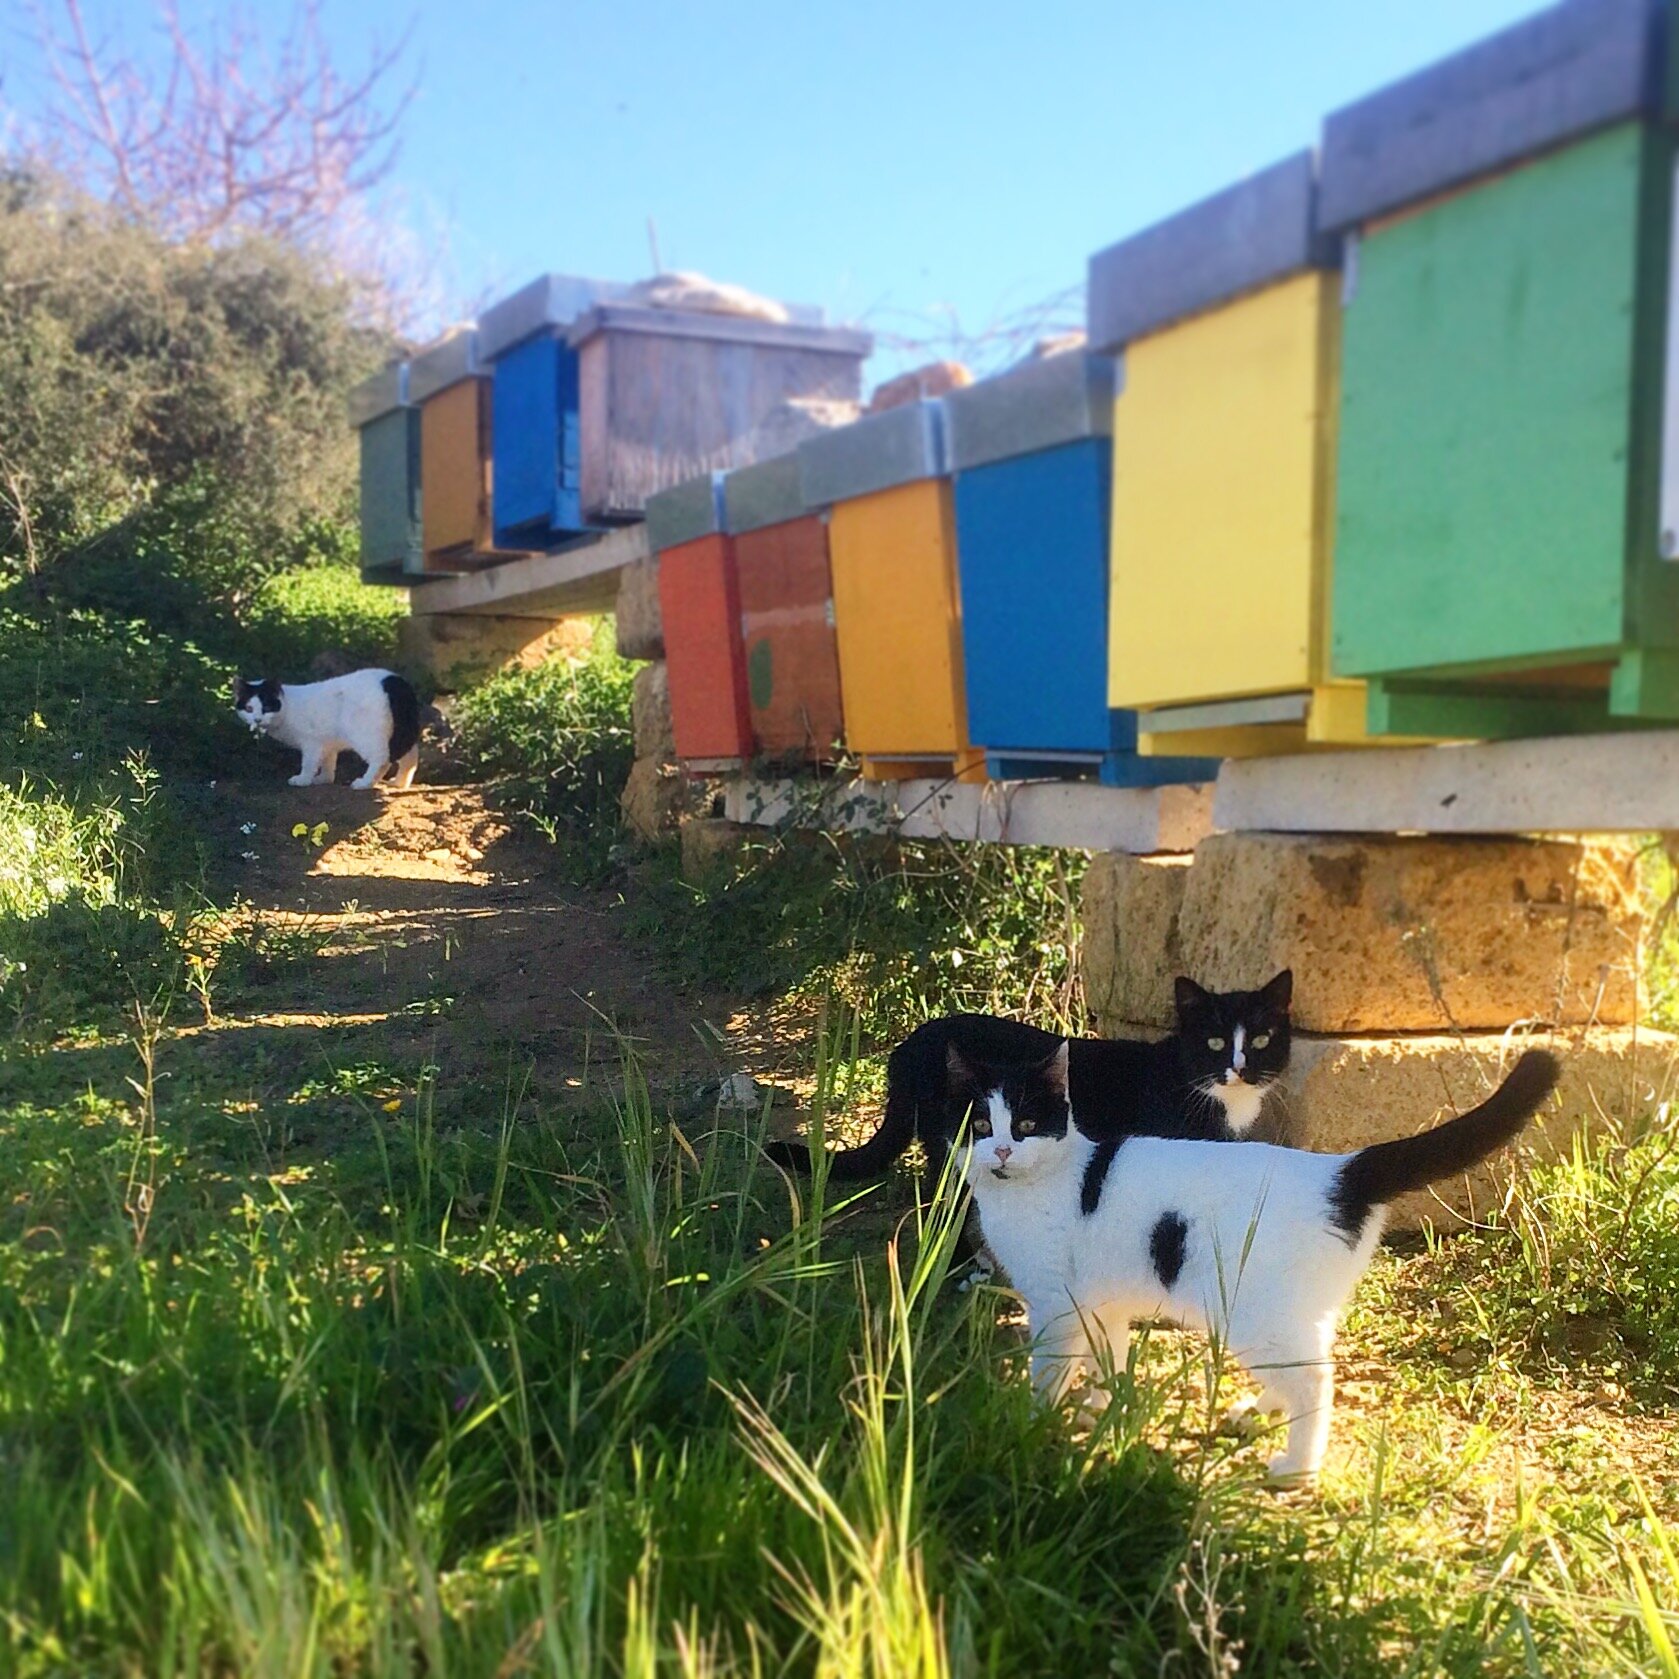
left=1264, top=1457, right=1319, bottom=1490
left=1221, top=1396, right=1271, bottom=1438
left=287, top=773, right=310, bottom=787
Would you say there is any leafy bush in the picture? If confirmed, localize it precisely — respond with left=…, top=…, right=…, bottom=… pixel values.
left=0, top=605, right=240, bottom=788
left=450, top=623, right=635, bottom=879
left=0, top=169, right=393, bottom=597
left=633, top=829, right=1087, bottom=1046
left=240, top=554, right=408, bottom=677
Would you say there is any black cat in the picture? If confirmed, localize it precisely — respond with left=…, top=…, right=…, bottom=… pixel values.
left=765, top=971, right=1294, bottom=1199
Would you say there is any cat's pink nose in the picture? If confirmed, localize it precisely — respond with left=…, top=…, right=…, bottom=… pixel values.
left=993, top=1145, right=1012, bottom=1164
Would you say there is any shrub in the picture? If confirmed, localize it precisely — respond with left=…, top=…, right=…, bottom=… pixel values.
left=450, top=623, right=636, bottom=880
left=0, top=170, right=394, bottom=599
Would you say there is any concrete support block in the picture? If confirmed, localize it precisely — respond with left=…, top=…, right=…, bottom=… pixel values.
left=1081, top=854, right=1192, bottom=1033
left=1274, top=1027, right=1677, bottom=1232
left=680, top=817, right=756, bottom=882
left=615, top=556, right=665, bottom=660
left=620, top=757, right=702, bottom=843
left=397, top=612, right=592, bottom=691
left=1174, top=833, right=1641, bottom=1032
left=632, top=661, right=676, bottom=761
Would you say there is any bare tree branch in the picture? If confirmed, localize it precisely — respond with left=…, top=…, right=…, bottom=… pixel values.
left=21, top=0, right=421, bottom=316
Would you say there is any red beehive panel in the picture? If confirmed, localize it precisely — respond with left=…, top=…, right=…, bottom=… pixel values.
left=735, top=514, right=844, bottom=762
left=656, top=533, right=752, bottom=763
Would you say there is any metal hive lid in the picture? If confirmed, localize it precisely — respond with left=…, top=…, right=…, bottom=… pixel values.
left=796, top=400, right=947, bottom=507
left=408, top=330, right=486, bottom=402
left=943, top=353, right=1118, bottom=472
left=722, top=453, right=806, bottom=534
left=347, top=362, right=409, bottom=427
left=477, top=273, right=636, bottom=361
left=1318, top=0, right=1662, bottom=231
left=1087, top=151, right=1328, bottom=352
left=645, top=472, right=726, bottom=552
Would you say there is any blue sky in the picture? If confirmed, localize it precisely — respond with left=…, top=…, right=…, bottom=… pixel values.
left=9, top=0, right=1539, bottom=380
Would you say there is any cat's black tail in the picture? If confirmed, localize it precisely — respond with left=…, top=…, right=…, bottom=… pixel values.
left=383, top=673, right=420, bottom=763
left=763, top=1037, right=925, bottom=1181
left=1330, top=1049, right=1560, bottom=1235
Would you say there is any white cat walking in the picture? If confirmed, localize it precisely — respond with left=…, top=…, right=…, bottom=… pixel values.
left=235, top=670, right=421, bottom=790
left=959, top=1044, right=1560, bottom=1485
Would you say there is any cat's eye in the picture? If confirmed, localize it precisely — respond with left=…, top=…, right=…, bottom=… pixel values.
left=1015, top=1118, right=1036, bottom=1136
left=1207, top=1036, right=1225, bottom=1052
left=1252, top=1032, right=1271, bottom=1050
left=970, top=1114, right=992, bottom=1138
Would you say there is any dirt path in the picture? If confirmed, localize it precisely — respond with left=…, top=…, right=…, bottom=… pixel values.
left=201, top=781, right=772, bottom=1108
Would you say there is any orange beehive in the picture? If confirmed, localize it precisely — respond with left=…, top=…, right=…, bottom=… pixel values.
left=412, top=330, right=523, bottom=570
left=796, top=401, right=983, bottom=783
left=723, top=455, right=844, bottom=763
left=648, top=475, right=752, bottom=767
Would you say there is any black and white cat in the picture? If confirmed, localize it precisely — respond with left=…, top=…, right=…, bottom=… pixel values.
left=957, top=1040, right=1559, bottom=1485
left=765, top=971, right=1294, bottom=1196
left=234, top=670, right=421, bottom=790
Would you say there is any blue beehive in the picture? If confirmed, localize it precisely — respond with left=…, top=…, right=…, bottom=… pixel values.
left=477, top=274, right=630, bottom=550
left=945, top=353, right=1220, bottom=787
left=348, top=361, right=420, bottom=583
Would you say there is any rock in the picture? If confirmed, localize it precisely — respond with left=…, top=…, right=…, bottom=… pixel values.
left=398, top=612, right=594, bottom=691
left=1173, top=833, right=1641, bottom=1032
left=620, top=757, right=702, bottom=842
left=632, top=661, right=675, bottom=761
left=1080, top=853, right=1192, bottom=1033
left=615, top=557, right=664, bottom=661
left=867, top=360, right=974, bottom=413
left=1273, top=1027, right=1676, bottom=1231
left=680, top=816, right=755, bottom=882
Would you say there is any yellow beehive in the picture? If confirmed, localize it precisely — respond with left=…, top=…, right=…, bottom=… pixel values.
left=1107, top=271, right=1374, bottom=751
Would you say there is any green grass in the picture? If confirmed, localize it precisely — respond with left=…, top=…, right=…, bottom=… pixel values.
left=3, top=1001, right=1679, bottom=1674
left=3, top=557, right=1678, bottom=1671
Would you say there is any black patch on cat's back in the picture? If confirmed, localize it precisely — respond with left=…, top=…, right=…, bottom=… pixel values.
left=383, top=673, right=420, bottom=761
left=1080, top=1138, right=1121, bottom=1216
left=1149, top=1212, right=1189, bottom=1290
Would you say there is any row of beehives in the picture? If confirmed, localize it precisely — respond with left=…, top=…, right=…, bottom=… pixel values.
left=652, top=0, right=1679, bottom=779
left=349, top=280, right=871, bottom=575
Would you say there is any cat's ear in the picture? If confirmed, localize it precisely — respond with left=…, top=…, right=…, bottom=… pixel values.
left=234, top=677, right=252, bottom=703
left=1174, top=976, right=1210, bottom=1018
left=946, top=1043, right=971, bottom=1083
left=1260, top=968, right=1293, bottom=1012
left=1041, top=1041, right=1070, bottom=1095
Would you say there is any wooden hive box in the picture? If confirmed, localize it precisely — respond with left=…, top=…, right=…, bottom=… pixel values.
left=945, top=352, right=1219, bottom=786
left=1090, top=152, right=1372, bottom=760
left=568, top=306, right=870, bottom=522
left=412, top=331, right=529, bottom=572
left=349, top=362, right=420, bottom=584
left=723, top=454, right=845, bottom=764
left=1323, top=0, right=1679, bottom=737
left=479, top=274, right=633, bottom=551
left=797, top=401, right=985, bottom=783
left=650, top=473, right=752, bottom=769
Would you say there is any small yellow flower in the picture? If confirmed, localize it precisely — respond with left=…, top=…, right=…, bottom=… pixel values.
left=382, top=1098, right=402, bottom=1113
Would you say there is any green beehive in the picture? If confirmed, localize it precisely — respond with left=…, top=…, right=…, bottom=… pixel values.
left=1325, top=0, right=1679, bottom=736
left=349, top=362, right=421, bottom=583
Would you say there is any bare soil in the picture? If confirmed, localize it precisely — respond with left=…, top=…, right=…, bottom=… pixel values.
left=202, top=780, right=773, bottom=1106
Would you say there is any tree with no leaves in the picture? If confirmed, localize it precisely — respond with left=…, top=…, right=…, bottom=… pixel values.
left=22, top=0, right=418, bottom=306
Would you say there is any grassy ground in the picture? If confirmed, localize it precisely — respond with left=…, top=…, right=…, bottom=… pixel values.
left=3, top=578, right=1679, bottom=1674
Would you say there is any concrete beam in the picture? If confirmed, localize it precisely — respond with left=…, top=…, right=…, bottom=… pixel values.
left=409, top=524, right=648, bottom=619
left=721, top=775, right=1214, bottom=854
left=1214, top=730, right=1679, bottom=834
